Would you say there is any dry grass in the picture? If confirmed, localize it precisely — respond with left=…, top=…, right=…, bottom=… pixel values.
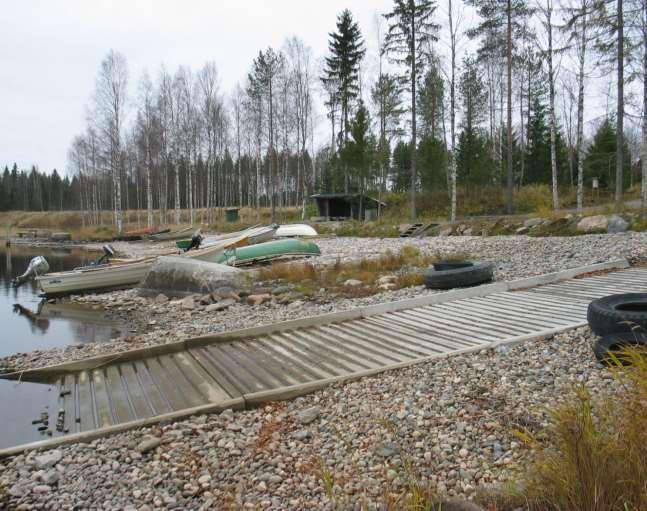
left=516, top=347, right=647, bottom=511
left=258, top=246, right=433, bottom=298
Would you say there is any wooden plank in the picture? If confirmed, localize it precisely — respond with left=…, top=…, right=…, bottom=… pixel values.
left=90, top=369, right=114, bottom=428
left=280, top=330, right=362, bottom=374
left=190, top=347, right=245, bottom=398
left=310, top=325, right=405, bottom=364
left=234, top=341, right=306, bottom=386
left=76, top=371, right=96, bottom=432
left=156, top=354, right=205, bottom=408
left=319, top=323, right=421, bottom=361
left=223, top=342, right=294, bottom=388
left=206, top=343, right=273, bottom=393
left=341, top=319, right=449, bottom=354
left=144, top=357, right=188, bottom=411
left=480, top=293, right=587, bottom=320
left=270, top=332, right=347, bottom=377
left=297, top=328, right=380, bottom=370
left=104, top=366, right=134, bottom=424
left=119, top=363, right=154, bottom=419
left=364, top=315, right=482, bottom=350
left=254, top=337, right=332, bottom=381
left=383, top=311, right=491, bottom=346
left=446, top=299, right=566, bottom=328
left=133, top=360, right=172, bottom=416
left=172, top=352, right=230, bottom=403
left=393, top=309, right=500, bottom=342
left=415, top=305, right=525, bottom=337
left=431, top=302, right=538, bottom=335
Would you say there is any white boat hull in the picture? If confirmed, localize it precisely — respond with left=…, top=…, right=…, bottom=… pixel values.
left=274, top=224, right=318, bottom=237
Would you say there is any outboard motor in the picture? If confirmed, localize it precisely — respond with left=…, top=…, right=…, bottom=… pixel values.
left=12, top=256, right=50, bottom=288
left=185, top=233, right=203, bottom=252
left=94, top=244, right=116, bottom=266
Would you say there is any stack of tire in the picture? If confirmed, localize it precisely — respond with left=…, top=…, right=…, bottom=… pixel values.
left=587, top=294, right=647, bottom=364
left=424, top=260, right=494, bottom=290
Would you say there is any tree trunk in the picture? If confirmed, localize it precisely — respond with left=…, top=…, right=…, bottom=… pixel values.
left=615, top=0, right=624, bottom=209
left=547, top=0, right=559, bottom=210
left=642, top=0, right=647, bottom=208
left=506, top=0, right=514, bottom=214
left=449, top=0, right=458, bottom=222
left=410, top=9, right=417, bottom=223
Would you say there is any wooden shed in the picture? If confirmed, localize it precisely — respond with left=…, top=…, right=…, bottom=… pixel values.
left=311, top=193, right=385, bottom=221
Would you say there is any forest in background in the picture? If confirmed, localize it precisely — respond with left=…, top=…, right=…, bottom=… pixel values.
left=2, top=0, right=647, bottom=230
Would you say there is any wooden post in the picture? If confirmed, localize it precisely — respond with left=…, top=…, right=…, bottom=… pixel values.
left=5, top=223, right=10, bottom=247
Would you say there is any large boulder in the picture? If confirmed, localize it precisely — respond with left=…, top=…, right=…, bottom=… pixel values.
left=607, top=214, right=628, bottom=233
left=577, top=215, right=608, bottom=233
left=139, top=256, right=249, bottom=297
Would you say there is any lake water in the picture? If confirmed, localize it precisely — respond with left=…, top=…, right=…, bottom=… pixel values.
left=0, top=244, right=129, bottom=358
left=0, top=244, right=129, bottom=448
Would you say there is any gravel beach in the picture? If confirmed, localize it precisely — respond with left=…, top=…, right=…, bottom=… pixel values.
left=2, top=232, right=645, bottom=373
left=0, top=327, right=616, bottom=509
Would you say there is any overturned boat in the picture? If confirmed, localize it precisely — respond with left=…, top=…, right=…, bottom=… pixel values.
left=214, top=238, right=321, bottom=267
left=176, top=224, right=277, bottom=251
left=148, top=226, right=196, bottom=242
left=274, top=224, right=318, bottom=238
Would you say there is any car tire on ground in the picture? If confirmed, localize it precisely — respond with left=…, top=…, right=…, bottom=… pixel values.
left=432, top=260, right=474, bottom=271
left=424, top=262, right=494, bottom=290
left=587, top=293, right=647, bottom=336
left=593, top=332, right=647, bottom=365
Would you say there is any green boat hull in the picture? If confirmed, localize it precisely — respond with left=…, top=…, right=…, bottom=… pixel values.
left=176, top=239, right=192, bottom=250
left=215, top=239, right=320, bottom=266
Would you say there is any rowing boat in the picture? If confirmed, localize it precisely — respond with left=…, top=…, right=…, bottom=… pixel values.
left=148, top=226, right=196, bottom=241
left=214, top=239, right=321, bottom=267
left=35, top=257, right=157, bottom=296
left=274, top=224, right=318, bottom=237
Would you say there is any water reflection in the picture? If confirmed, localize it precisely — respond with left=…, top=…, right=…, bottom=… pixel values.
left=0, top=244, right=129, bottom=358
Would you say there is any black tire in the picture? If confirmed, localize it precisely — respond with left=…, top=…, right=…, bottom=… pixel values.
left=433, top=260, right=474, bottom=271
left=424, top=262, right=494, bottom=290
left=593, top=332, right=647, bottom=365
left=587, top=293, right=647, bottom=336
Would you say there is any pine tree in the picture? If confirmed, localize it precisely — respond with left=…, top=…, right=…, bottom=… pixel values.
left=466, top=0, right=533, bottom=213
left=383, top=0, right=440, bottom=222
left=584, top=118, right=632, bottom=191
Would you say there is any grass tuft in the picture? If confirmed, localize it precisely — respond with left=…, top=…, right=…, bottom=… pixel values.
left=517, top=346, right=647, bottom=511
left=258, top=246, right=432, bottom=298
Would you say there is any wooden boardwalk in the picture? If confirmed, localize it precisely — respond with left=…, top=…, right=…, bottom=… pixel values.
left=2, top=262, right=645, bottom=454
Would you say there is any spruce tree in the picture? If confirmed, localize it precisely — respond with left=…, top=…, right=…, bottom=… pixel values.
left=322, top=10, right=366, bottom=149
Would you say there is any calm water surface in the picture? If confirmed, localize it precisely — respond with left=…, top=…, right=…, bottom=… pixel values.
left=0, top=244, right=129, bottom=358
left=0, top=244, right=130, bottom=448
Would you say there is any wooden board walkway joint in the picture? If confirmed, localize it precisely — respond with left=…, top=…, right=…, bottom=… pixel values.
left=1, top=259, right=642, bottom=456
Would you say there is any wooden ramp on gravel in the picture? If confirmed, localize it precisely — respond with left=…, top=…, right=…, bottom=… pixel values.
left=2, top=260, right=645, bottom=455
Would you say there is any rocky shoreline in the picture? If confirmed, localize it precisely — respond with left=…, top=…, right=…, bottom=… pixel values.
left=0, top=327, right=615, bottom=509
left=3, top=232, right=646, bottom=373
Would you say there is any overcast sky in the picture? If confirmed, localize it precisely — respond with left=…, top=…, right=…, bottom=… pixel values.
left=1, top=0, right=396, bottom=175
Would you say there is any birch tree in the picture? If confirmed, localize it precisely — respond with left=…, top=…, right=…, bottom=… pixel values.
left=93, top=50, right=128, bottom=232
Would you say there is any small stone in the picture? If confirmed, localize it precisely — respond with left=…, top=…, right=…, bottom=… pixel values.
left=459, top=448, right=469, bottom=457
left=343, top=279, right=363, bottom=287
left=607, top=215, right=628, bottom=233
left=154, top=293, right=169, bottom=303
left=32, top=485, right=51, bottom=494
left=180, top=296, right=195, bottom=310
left=246, top=294, right=272, bottom=306
left=221, top=408, right=234, bottom=419
left=271, top=285, right=292, bottom=295
left=375, top=442, right=399, bottom=457
left=293, top=429, right=312, bottom=441
left=34, top=450, right=62, bottom=469
left=41, top=469, right=59, bottom=485
left=205, top=298, right=236, bottom=312
left=256, top=481, right=267, bottom=492
left=136, top=435, right=162, bottom=454
left=287, top=300, right=305, bottom=309
left=198, top=474, right=212, bottom=485
left=297, top=406, right=320, bottom=425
